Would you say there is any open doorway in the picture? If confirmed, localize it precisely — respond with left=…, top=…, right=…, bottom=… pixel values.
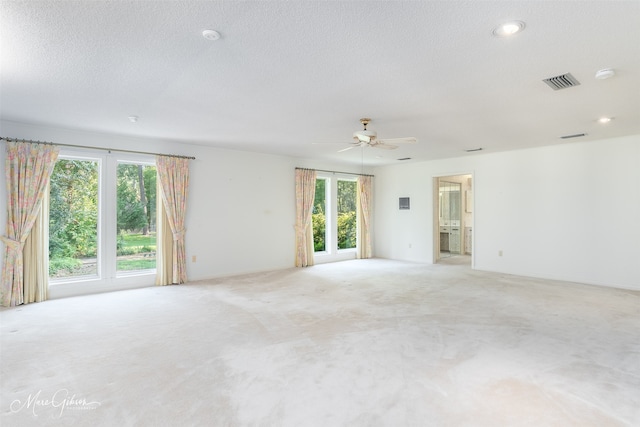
left=434, top=174, right=473, bottom=266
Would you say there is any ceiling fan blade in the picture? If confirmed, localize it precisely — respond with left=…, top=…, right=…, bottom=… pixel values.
left=377, top=137, right=417, bottom=144
left=371, top=142, right=398, bottom=150
left=337, top=146, right=356, bottom=153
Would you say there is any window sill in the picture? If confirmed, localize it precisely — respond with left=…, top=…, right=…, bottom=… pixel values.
left=50, top=269, right=156, bottom=286
left=313, top=249, right=357, bottom=265
left=117, top=269, right=156, bottom=278
left=50, top=275, right=102, bottom=286
left=48, top=273, right=156, bottom=300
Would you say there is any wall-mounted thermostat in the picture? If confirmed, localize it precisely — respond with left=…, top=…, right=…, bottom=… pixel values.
left=399, top=197, right=410, bottom=210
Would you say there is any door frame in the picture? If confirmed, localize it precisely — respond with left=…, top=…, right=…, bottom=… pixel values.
left=432, top=172, right=474, bottom=267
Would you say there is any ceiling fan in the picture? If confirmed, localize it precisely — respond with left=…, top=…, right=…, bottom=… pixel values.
left=339, top=118, right=417, bottom=152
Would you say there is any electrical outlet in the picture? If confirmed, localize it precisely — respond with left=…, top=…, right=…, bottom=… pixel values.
left=192, top=255, right=197, bottom=262
left=498, top=250, right=503, bottom=257
left=408, top=243, right=412, bottom=248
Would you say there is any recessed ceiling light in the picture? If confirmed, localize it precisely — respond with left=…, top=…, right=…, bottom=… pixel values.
left=128, top=115, right=138, bottom=123
left=597, top=117, right=613, bottom=124
left=202, top=30, right=221, bottom=41
left=492, top=21, right=526, bottom=37
left=595, top=68, right=615, bottom=80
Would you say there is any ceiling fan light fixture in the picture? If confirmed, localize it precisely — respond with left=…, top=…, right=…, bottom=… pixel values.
left=353, top=130, right=376, bottom=143
left=340, top=118, right=416, bottom=152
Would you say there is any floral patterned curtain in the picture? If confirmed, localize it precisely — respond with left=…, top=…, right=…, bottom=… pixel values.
left=1, top=141, right=59, bottom=306
left=357, top=175, right=372, bottom=259
left=294, top=168, right=317, bottom=267
left=155, top=156, right=189, bottom=285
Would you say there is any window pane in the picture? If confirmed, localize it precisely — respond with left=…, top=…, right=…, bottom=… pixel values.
left=49, top=159, right=99, bottom=278
left=337, top=180, right=357, bottom=250
left=116, top=163, right=157, bottom=272
left=312, top=178, right=326, bottom=252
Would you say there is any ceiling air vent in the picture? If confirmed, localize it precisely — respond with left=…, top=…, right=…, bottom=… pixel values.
left=560, top=133, right=587, bottom=139
left=543, top=73, right=580, bottom=90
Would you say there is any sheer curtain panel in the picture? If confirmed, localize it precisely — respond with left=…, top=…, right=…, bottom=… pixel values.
left=357, top=175, right=372, bottom=259
left=155, top=185, right=174, bottom=286
left=1, top=141, right=59, bottom=306
left=22, top=192, right=50, bottom=303
left=294, top=168, right=317, bottom=267
left=155, top=156, right=189, bottom=285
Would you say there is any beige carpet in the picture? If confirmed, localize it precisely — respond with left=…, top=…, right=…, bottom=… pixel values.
left=1, top=259, right=639, bottom=426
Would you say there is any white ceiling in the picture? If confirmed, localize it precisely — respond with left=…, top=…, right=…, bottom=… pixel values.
left=1, top=1, right=639, bottom=166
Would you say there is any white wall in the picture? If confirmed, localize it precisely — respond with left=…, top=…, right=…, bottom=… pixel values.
left=3, top=120, right=637, bottom=294
left=186, top=143, right=296, bottom=279
left=374, top=135, right=640, bottom=290
left=0, top=121, right=366, bottom=294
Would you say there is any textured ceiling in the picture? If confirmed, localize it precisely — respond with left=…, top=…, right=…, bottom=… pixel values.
left=1, top=1, right=639, bottom=165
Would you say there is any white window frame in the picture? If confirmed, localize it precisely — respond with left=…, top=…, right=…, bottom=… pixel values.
left=115, top=159, right=158, bottom=278
left=313, top=176, right=330, bottom=255
left=48, top=149, right=156, bottom=299
left=48, top=153, right=103, bottom=285
left=314, top=173, right=358, bottom=264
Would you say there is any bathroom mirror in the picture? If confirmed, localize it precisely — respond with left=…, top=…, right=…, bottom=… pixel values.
left=439, top=181, right=461, bottom=256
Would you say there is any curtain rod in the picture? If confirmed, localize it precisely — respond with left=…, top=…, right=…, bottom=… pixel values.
left=0, top=136, right=196, bottom=160
left=296, top=167, right=373, bottom=177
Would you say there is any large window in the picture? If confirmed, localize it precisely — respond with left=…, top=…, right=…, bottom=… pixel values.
left=312, top=175, right=358, bottom=259
left=116, top=163, right=157, bottom=272
left=48, top=152, right=157, bottom=284
left=337, top=180, right=357, bottom=250
left=312, top=178, right=327, bottom=252
left=49, top=158, right=100, bottom=278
